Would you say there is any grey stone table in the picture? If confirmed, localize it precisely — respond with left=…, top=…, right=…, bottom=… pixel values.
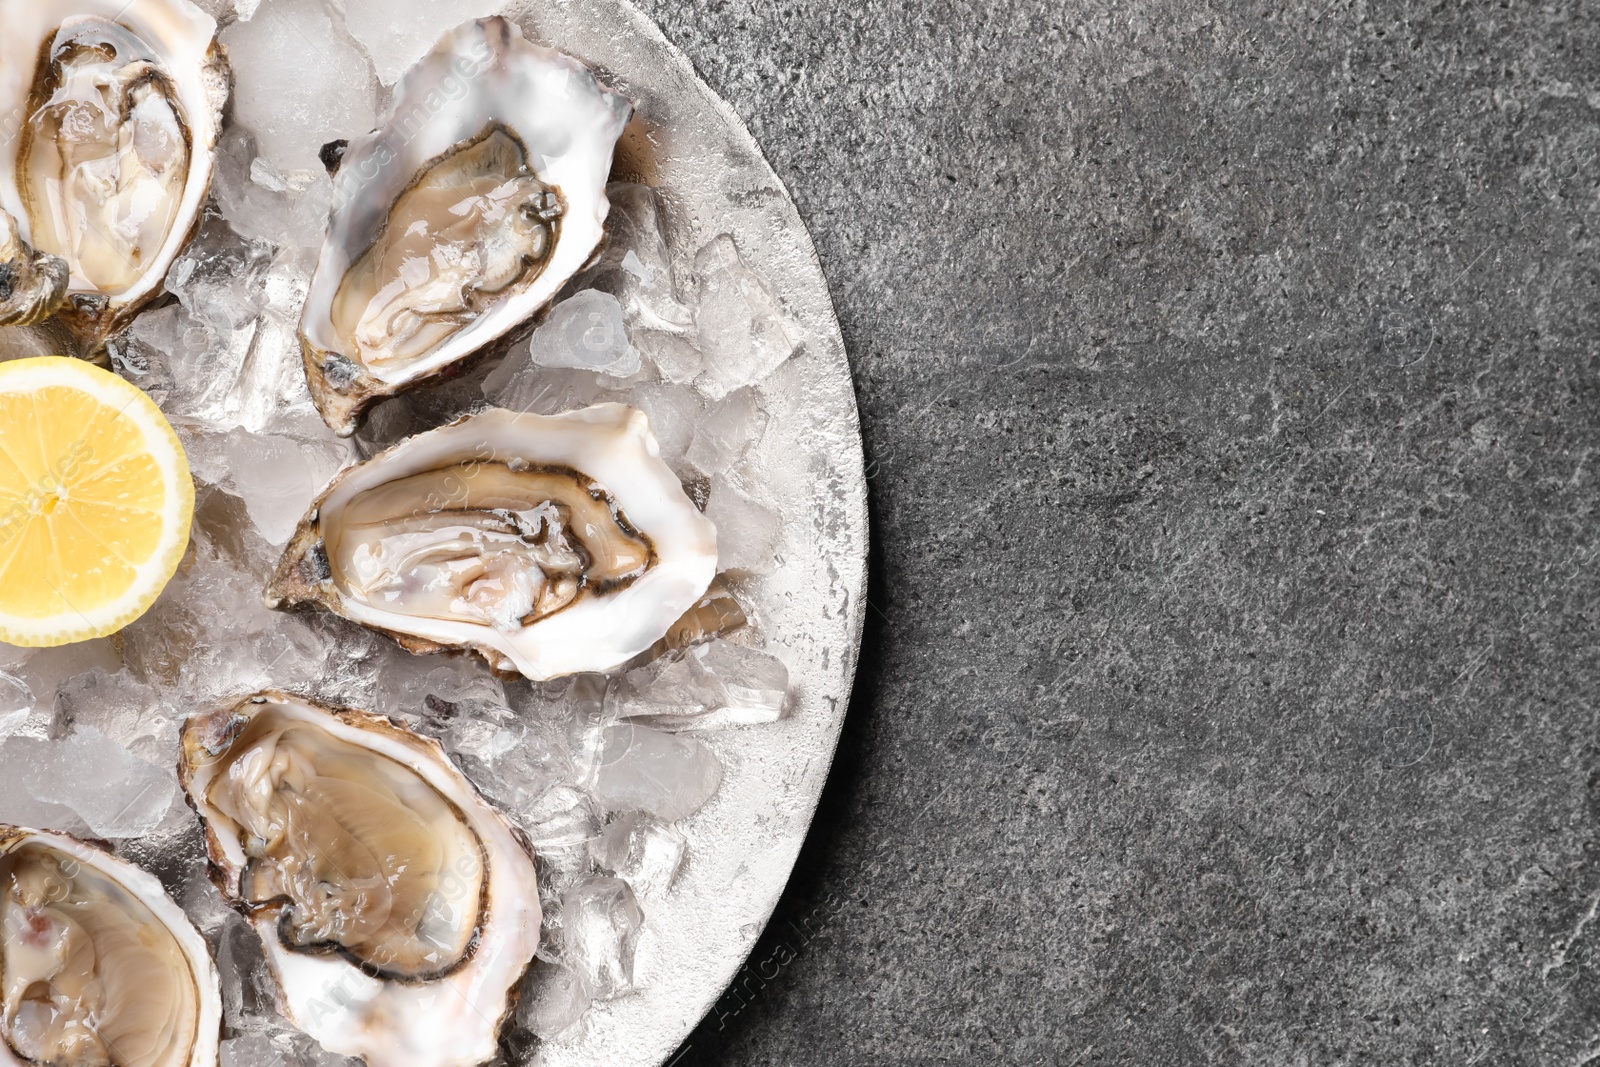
left=632, top=2, right=1600, bottom=1062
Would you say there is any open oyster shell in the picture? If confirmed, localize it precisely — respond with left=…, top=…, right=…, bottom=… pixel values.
left=0, top=0, right=229, bottom=355
left=0, top=825, right=223, bottom=1067
left=299, top=17, right=632, bottom=435
left=179, top=692, right=540, bottom=1067
left=267, top=404, right=719, bottom=681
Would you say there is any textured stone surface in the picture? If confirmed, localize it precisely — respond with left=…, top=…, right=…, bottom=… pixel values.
left=635, top=1, right=1600, bottom=1063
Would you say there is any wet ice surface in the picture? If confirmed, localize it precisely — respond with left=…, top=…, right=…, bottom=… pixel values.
left=693, top=235, right=802, bottom=399
left=595, top=725, right=725, bottom=822
left=0, top=729, right=175, bottom=838
left=549, top=878, right=647, bottom=1000
left=341, top=0, right=509, bottom=84
left=0, top=672, right=32, bottom=743
left=705, top=476, right=785, bottom=575
left=608, top=640, right=791, bottom=731
left=527, top=290, right=643, bottom=378
left=0, top=7, right=807, bottom=1051
left=218, top=0, right=379, bottom=176
left=592, top=814, right=688, bottom=897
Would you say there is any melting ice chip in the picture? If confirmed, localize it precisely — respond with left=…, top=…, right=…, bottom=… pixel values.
left=553, top=876, right=645, bottom=1000
left=607, top=640, right=791, bottom=731
left=693, top=234, right=801, bottom=398
left=220, top=0, right=378, bottom=175
left=0, top=671, right=33, bottom=743
left=591, top=812, right=687, bottom=897
left=528, top=290, right=643, bottom=378
left=595, top=724, right=723, bottom=821
left=0, top=728, right=176, bottom=838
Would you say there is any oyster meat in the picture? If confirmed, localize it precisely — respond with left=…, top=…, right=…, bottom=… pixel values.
left=268, top=404, right=719, bottom=681
left=0, top=0, right=228, bottom=352
left=0, top=826, right=222, bottom=1067
left=180, top=692, right=540, bottom=1067
left=300, top=17, right=632, bottom=435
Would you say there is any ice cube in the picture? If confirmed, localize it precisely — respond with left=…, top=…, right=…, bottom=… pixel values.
left=304, top=617, right=389, bottom=711
left=482, top=356, right=620, bottom=416
left=629, top=382, right=703, bottom=473
left=440, top=717, right=523, bottom=764
left=6, top=728, right=176, bottom=838
left=0, top=738, right=85, bottom=834
left=686, top=387, right=769, bottom=476
left=633, top=328, right=704, bottom=385
left=593, top=184, right=695, bottom=335
left=554, top=877, right=645, bottom=1000
left=232, top=308, right=327, bottom=437
left=339, top=0, right=505, bottom=85
left=54, top=668, right=180, bottom=766
left=282, top=1033, right=363, bottom=1067
left=212, top=129, right=334, bottom=250
left=595, top=725, right=722, bottom=821
left=190, top=0, right=256, bottom=20
left=704, top=475, right=783, bottom=575
left=442, top=712, right=572, bottom=826
left=374, top=655, right=507, bottom=724
left=520, top=784, right=601, bottom=851
left=592, top=813, right=686, bottom=897
left=165, top=213, right=273, bottom=332
left=504, top=674, right=610, bottom=791
left=220, top=432, right=351, bottom=545
left=118, top=517, right=330, bottom=705
left=517, top=963, right=592, bottom=1040
left=220, top=1033, right=350, bottom=1067
left=0, top=671, right=33, bottom=743
left=693, top=234, right=800, bottom=397
left=606, top=640, right=790, bottom=731
left=220, top=0, right=379, bottom=176
left=127, top=262, right=319, bottom=439
left=114, top=804, right=208, bottom=899
left=123, top=301, right=251, bottom=434
left=0, top=641, right=120, bottom=739
left=527, top=290, right=642, bottom=378
left=179, top=856, right=235, bottom=937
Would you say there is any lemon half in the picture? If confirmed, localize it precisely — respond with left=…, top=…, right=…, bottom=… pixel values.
left=0, top=357, right=194, bottom=646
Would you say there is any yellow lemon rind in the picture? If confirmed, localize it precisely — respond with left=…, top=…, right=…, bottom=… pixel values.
left=0, top=357, right=194, bottom=647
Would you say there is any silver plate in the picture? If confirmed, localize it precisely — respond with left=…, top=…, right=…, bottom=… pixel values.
left=498, top=1, right=868, bottom=1062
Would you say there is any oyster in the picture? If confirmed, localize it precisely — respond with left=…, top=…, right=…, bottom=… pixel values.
left=0, top=826, right=222, bottom=1067
left=0, top=0, right=229, bottom=353
left=179, top=692, right=540, bottom=1067
left=0, top=210, right=68, bottom=328
left=268, top=404, right=718, bottom=681
left=300, top=17, right=633, bottom=436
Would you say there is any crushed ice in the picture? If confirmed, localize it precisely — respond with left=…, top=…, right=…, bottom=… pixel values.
left=0, top=0, right=805, bottom=1051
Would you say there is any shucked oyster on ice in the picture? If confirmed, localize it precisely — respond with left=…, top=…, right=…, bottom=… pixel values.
left=0, top=0, right=229, bottom=354
left=300, top=17, right=633, bottom=435
left=0, top=826, right=222, bottom=1067
left=180, top=692, right=540, bottom=1067
left=268, top=404, right=718, bottom=681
